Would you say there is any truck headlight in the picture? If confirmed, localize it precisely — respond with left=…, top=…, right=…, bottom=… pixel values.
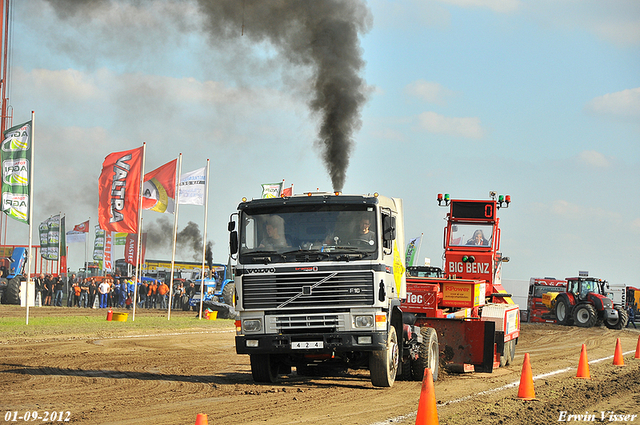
left=354, top=315, right=374, bottom=328
left=243, top=319, right=262, bottom=332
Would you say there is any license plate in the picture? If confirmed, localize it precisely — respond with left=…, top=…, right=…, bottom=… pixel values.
left=292, top=341, right=324, bottom=349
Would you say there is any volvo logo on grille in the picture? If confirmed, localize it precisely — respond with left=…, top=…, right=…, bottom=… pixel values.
left=245, top=267, right=276, bottom=274
left=302, top=286, right=312, bottom=295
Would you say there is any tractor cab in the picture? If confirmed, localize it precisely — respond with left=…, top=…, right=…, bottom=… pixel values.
left=567, top=277, right=608, bottom=303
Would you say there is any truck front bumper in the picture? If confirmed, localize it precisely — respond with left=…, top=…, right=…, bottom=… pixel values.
left=236, top=332, right=387, bottom=355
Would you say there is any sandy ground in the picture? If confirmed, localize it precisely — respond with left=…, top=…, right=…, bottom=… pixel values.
left=1, top=306, right=639, bottom=425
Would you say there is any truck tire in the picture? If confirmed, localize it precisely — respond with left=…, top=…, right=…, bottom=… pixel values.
left=369, top=326, right=399, bottom=387
left=222, top=282, right=235, bottom=306
left=573, top=304, right=597, bottom=328
left=411, top=327, right=439, bottom=382
left=555, top=297, right=573, bottom=326
left=604, top=307, right=629, bottom=330
left=3, top=277, right=21, bottom=305
left=499, top=339, right=516, bottom=367
left=250, top=354, right=279, bottom=383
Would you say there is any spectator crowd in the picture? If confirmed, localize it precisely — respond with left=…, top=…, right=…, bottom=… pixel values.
left=32, top=273, right=198, bottom=310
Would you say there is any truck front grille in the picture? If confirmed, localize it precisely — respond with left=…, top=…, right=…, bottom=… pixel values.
left=242, top=270, right=374, bottom=310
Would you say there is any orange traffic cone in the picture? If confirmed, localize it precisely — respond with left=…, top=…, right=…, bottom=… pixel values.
left=635, top=335, right=640, bottom=360
left=517, top=353, right=536, bottom=400
left=575, top=344, right=590, bottom=379
left=613, top=338, right=624, bottom=366
left=194, top=413, right=208, bottom=425
left=415, top=368, right=438, bottom=425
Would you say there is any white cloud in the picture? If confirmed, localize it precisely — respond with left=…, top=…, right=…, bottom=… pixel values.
left=576, top=150, right=611, bottom=168
left=405, top=80, right=455, bottom=106
left=417, top=111, right=484, bottom=138
left=525, top=1, right=640, bottom=46
left=550, top=200, right=621, bottom=223
left=436, top=0, right=521, bottom=13
left=585, top=87, right=640, bottom=118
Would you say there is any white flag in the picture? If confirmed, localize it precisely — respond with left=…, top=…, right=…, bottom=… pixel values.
left=65, top=231, right=87, bottom=244
left=179, top=167, right=206, bottom=205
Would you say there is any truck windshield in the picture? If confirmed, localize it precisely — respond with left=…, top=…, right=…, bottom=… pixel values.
left=239, top=204, right=377, bottom=261
left=449, top=224, right=493, bottom=247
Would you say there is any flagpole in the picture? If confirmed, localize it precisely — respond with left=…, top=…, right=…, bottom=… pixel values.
left=25, top=112, right=35, bottom=324
left=198, top=159, right=210, bottom=320
left=167, top=154, right=182, bottom=320
left=132, top=143, right=146, bottom=322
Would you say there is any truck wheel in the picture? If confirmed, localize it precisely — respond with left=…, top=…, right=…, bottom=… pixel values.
left=573, top=304, right=597, bottom=328
left=222, top=282, right=235, bottom=306
left=250, top=354, right=279, bottom=383
left=411, top=327, right=439, bottom=382
left=369, top=326, right=399, bottom=387
left=604, top=307, right=629, bottom=330
left=4, top=277, right=21, bottom=305
left=555, top=297, right=573, bottom=325
left=500, top=340, right=511, bottom=367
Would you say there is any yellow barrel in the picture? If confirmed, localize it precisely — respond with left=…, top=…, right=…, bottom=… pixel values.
left=111, top=312, right=128, bottom=322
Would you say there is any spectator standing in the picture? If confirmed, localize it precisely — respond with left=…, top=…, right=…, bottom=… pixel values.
left=80, top=278, right=90, bottom=308
left=158, top=280, right=169, bottom=309
left=147, top=280, right=158, bottom=309
left=34, top=273, right=44, bottom=306
left=72, top=280, right=82, bottom=307
left=107, top=280, right=115, bottom=307
left=627, top=307, right=637, bottom=329
left=67, top=274, right=77, bottom=307
left=88, top=278, right=97, bottom=308
left=43, top=275, right=53, bottom=306
left=53, top=277, right=64, bottom=307
left=139, top=280, right=148, bottom=308
left=98, top=279, right=110, bottom=308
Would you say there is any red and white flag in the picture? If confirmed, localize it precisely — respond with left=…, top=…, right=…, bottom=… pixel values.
left=98, top=146, right=144, bottom=233
left=142, top=159, right=177, bottom=213
left=73, top=220, right=90, bottom=232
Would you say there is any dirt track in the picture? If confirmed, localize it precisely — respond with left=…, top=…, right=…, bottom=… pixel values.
left=1, top=306, right=639, bottom=425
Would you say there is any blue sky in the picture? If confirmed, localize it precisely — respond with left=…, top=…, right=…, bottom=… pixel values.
left=4, top=0, right=639, bottom=287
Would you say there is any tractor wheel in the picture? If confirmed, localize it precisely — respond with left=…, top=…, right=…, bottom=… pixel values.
left=222, top=282, right=235, bottom=306
left=555, top=297, right=573, bottom=326
left=604, top=307, right=629, bottom=330
left=369, top=326, right=399, bottom=387
left=4, top=277, right=21, bottom=305
left=411, top=327, right=439, bottom=382
left=573, top=304, right=597, bottom=328
left=250, top=354, right=279, bottom=383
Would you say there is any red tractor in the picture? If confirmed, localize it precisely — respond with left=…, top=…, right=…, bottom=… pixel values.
left=554, top=276, right=628, bottom=329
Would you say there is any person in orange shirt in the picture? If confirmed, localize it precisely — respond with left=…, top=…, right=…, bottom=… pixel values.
left=157, top=280, right=170, bottom=309
left=73, top=280, right=82, bottom=307
left=147, top=280, right=158, bottom=309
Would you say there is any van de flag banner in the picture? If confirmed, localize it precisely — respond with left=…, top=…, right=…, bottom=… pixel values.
left=98, top=146, right=144, bottom=233
left=93, top=225, right=105, bottom=261
left=405, top=235, right=421, bottom=267
left=39, top=215, right=60, bottom=260
left=1, top=120, right=32, bottom=224
left=178, top=167, right=206, bottom=205
left=143, top=159, right=176, bottom=213
left=261, top=182, right=282, bottom=198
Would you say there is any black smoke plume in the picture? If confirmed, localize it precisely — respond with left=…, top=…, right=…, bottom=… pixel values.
left=45, top=0, right=372, bottom=192
left=195, top=0, right=372, bottom=191
left=145, top=216, right=214, bottom=262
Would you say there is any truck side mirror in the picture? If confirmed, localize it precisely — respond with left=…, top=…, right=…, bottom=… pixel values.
left=229, top=230, right=238, bottom=255
left=228, top=221, right=235, bottom=232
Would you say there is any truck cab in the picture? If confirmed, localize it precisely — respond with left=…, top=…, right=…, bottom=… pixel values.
left=230, top=192, right=406, bottom=387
